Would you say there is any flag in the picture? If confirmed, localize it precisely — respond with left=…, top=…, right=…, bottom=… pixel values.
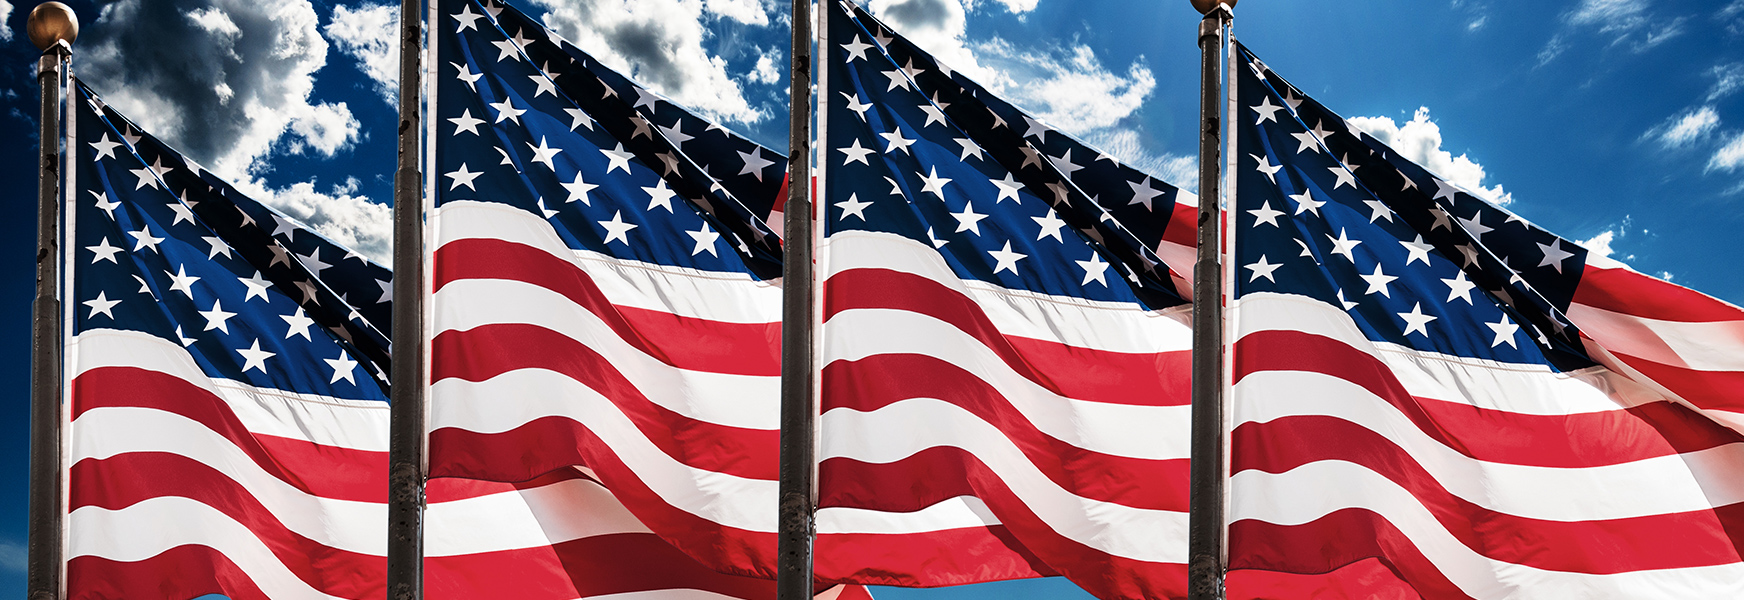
left=424, top=0, right=793, bottom=579
left=812, top=2, right=1196, bottom=597
left=1224, top=42, right=1744, bottom=598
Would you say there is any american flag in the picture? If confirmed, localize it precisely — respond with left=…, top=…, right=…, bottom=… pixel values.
left=812, top=2, right=1195, bottom=598
left=423, top=0, right=806, bottom=584
left=1224, top=42, right=1744, bottom=598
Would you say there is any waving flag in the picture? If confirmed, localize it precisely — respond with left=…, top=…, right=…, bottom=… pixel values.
left=812, top=2, right=1194, bottom=597
left=1224, top=42, right=1744, bottom=598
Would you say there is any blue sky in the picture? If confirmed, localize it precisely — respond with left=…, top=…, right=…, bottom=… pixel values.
left=0, top=0, right=1740, bottom=597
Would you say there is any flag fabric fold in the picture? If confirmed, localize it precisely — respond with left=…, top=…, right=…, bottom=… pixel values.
left=811, top=2, right=1196, bottom=597
left=1224, top=42, right=1744, bottom=599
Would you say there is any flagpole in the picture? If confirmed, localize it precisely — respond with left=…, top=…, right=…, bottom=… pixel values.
left=26, top=5, right=76, bottom=599
left=385, top=0, right=427, bottom=595
left=1188, top=1, right=1233, bottom=599
left=775, top=0, right=817, bottom=596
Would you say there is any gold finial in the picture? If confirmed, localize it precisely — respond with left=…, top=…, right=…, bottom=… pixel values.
left=1190, top=0, right=1236, bottom=15
left=27, top=2, right=79, bottom=51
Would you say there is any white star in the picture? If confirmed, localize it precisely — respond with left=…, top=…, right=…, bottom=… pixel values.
left=1360, top=264, right=1399, bottom=297
left=1487, top=315, right=1520, bottom=348
left=1363, top=199, right=1396, bottom=223
left=1455, top=243, right=1481, bottom=267
left=598, top=211, right=638, bottom=245
left=686, top=224, right=721, bottom=257
left=1428, top=206, right=1453, bottom=232
left=175, top=325, right=195, bottom=347
left=200, top=299, right=237, bottom=333
left=1296, top=238, right=1317, bottom=261
left=601, top=143, right=636, bottom=175
left=634, top=87, right=661, bottom=111
left=658, top=120, right=693, bottom=146
left=295, top=280, right=320, bottom=305
left=1310, top=120, right=1335, bottom=143
left=990, top=173, right=1025, bottom=204
left=1045, top=183, right=1071, bottom=207
left=489, top=98, right=526, bottom=124
left=169, top=201, right=196, bottom=226
left=452, top=62, right=482, bottom=92
left=166, top=265, right=200, bottom=298
left=1253, top=154, right=1282, bottom=183
left=885, top=176, right=905, bottom=197
left=951, top=202, right=988, bottom=235
left=1433, top=179, right=1460, bottom=202
left=83, top=292, right=120, bottom=319
left=643, top=180, right=677, bottom=212
left=1328, top=165, right=1357, bottom=190
left=881, top=68, right=911, bottom=92
left=1537, top=239, right=1575, bottom=273
left=1128, top=177, right=1163, bottom=210
left=841, top=92, right=872, bottom=122
left=1247, top=201, right=1285, bottom=227
left=1290, top=130, right=1323, bottom=154
left=237, top=339, right=275, bottom=374
left=281, top=307, right=315, bottom=341
left=919, top=100, right=950, bottom=128
left=1022, top=115, right=1049, bottom=142
left=880, top=129, right=916, bottom=155
left=842, top=35, right=874, bottom=62
left=918, top=167, right=952, bottom=198
left=448, top=109, right=485, bottom=136
left=376, top=279, right=394, bottom=304
left=986, top=104, right=1008, bottom=129
left=91, top=191, right=120, bottom=219
left=737, top=148, right=775, bottom=180
left=1252, top=97, right=1284, bottom=124
left=1076, top=252, right=1110, bottom=286
left=526, top=137, right=563, bottom=170
left=325, top=349, right=359, bottom=385
left=445, top=163, right=482, bottom=191
left=130, top=162, right=162, bottom=190
left=1336, top=289, right=1358, bottom=310
left=838, top=138, right=874, bottom=166
left=1245, top=255, right=1282, bottom=283
left=563, top=173, right=598, bottom=204
left=1457, top=210, right=1493, bottom=239
left=239, top=271, right=272, bottom=302
left=955, top=138, right=984, bottom=162
left=1047, top=149, right=1083, bottom=178
left=1019, top=145, right=1044, bottom=170
left=835, top=193, right=872, bottom=221
left=132, top=275, right=155, bottom=298
left=1289, top=190, right=1325, bottom=216
left=1400, top=235, right=1434, bottom=267
left=901, top=58, right=926, bottom=81
left=491, top=37, right=523, bottom=62
left=565, top=108, right=594, bottom=131
left=296, top=248, right=331, bottom=276
left=629, top=115, right=653, bottom=140
left=1442, top=271, right=1477, bottom=304
left=1397, top=303, right=1438, bottom=338
left=1032, top=209, right=1066, bottom=242
left=453, top=4, right=484, bottom=31
left=90, top=133, right=123, bottom=161
left=927, top=227, right=948, bottom=248
left=528, top=73, right=557, bottom=98
left=987, top=241, right=1028, bottom=276
left=656, top=152, right=679, bottom=177
left=87, top=238, right=123, bottom=264
left=1326, top=228, right=1362, bottom=262
left=129, top=227, right=164, bottom=253
left=272, top=214, right=301, bottom=240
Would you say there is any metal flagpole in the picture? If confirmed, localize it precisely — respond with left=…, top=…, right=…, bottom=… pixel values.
left=26, top=4, right=77, bottom=599
left=1187, top=1, right=1233, bottom=599
left=385, top=0, right=427, bottom=595
left=775, top=0, right=816, bottom=597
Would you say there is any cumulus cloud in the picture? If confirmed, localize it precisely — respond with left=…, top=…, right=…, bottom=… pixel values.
left=1646, top=106, right=1720, bottom=148
left=232, top=177, right=393, bottom=262
left=1707, top=131, right=1744, bottom=172
left=1579, top=230, right=1617, bottom=258
left=532, top=0, right=768, bottom=124
left=79, top=0, right=360, bottom=180
left=748, top=51, right=781, bottom=85
left=1348, top=107, right=1514, bottom=205
left=1, top=1, right=13, bottom=42
left=326, top=2, right=400, bottom=105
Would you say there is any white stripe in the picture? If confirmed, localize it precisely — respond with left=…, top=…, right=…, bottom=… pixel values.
left=433, top=200, right=781, bottom=323
left=1578, top=339, right=1744, bottom=435
left=820, top=398, right=1187, bottom=563
left=1235, top=370, right=1744, bottom=520
left=816, top=496, right=1000, bottom=535
left=71, top=328, right=390, bottom=452
left=823, top=308, right=1191, bottom=460
left=68, top=497, right=351, bottom=600
left=821, top=230, right=1190, bottom=354
left=1234, top=292, right=1632, bottom=416
left=1231, top=463, right=1744, bottom=599
left=426, top=476, right=651, bottom=556
left=1568, top=302, right=1744, bottom=372
left=432, top=278, right=779, bottom=429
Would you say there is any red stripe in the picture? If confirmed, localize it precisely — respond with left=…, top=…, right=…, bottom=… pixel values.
left=1575, top=265, right=1744, bottom=322
left=1227, top=558, right=1423, bottom=600
left=68, top=453, right=385, bottom=599
left=434, top=237, right=780, bottom=376
left=814, top=525, right=1056, bottom=587
left=431, top=323, right=777, bottom=480
left=1162, top=203, right=1197, bottom=250
left=1234, top=415, right=1744, bottom=573
left=825, top=267, right=1189, bottom=406
left=426, top=467, right=600, bottom=503
left=1603, top=349, right=1744, bottom=415
left=1234, top=330, right=1743, bottom=466
left=73, top=366, right=387, bottom=502
left=69, top=545, right=280, bottom=600
left=1230, top=509, right=1472, bottom=600
left=426, top=532, right=777, bottom=600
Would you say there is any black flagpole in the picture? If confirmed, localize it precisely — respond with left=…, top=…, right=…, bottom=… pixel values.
left=26, top=4, right=76, bottom=599
left=385, top=0, right=427, bottom=596
left=1188, top=2, right=1232, bottom=600
left=775, top=0, right=816, bottom=597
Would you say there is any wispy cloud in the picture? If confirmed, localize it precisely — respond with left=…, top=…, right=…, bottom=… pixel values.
left=1706, top=131, right=1744, bottom=172
left=1539, top=0, right=1686, bottom=66
left=1708, top=63, right=1744, bottom=101
left=1645, top=106, right=1720, bottom=148
left=0, top=539, right=22, bottom=574
left=1348, top=107, right=1514, bottom=205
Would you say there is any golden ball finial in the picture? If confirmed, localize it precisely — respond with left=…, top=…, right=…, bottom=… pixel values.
left=1190, top=0, right=1236, bottom=15
left=27, top=2, right=79, bottom=51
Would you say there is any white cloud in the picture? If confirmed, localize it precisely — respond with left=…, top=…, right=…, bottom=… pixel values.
left=232, top=177, right=393, bottom=262
left=1569, top=0, right=1648, bottom=32
left=1579, top=229, right=1617, bottom=257
left=1708, top=63, right=1744, bottom=101
left=748, top=52, right=781, bottom=85
left=0, top=1, right=12, bottom=42
left=973, top=41, right=1155, bottom=133
left=0, top=540, right=21, bottom=574
left=1083, top=129, right=1196, bottom=191
left=326, top=2, right=400, bottom=105
left=1348, top=107, right=1514, bottom=205
left=79, top=0, right=361, bottom=181
left=1707, top=131, right=1744, bottom=172
left=703, top=0, right=774, bottom=25
left=533, top=0, right=765, bottom=124
left=1555, top=0, right=1685, bottom=55
left=1646, top=106, right=1720, bottom=148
